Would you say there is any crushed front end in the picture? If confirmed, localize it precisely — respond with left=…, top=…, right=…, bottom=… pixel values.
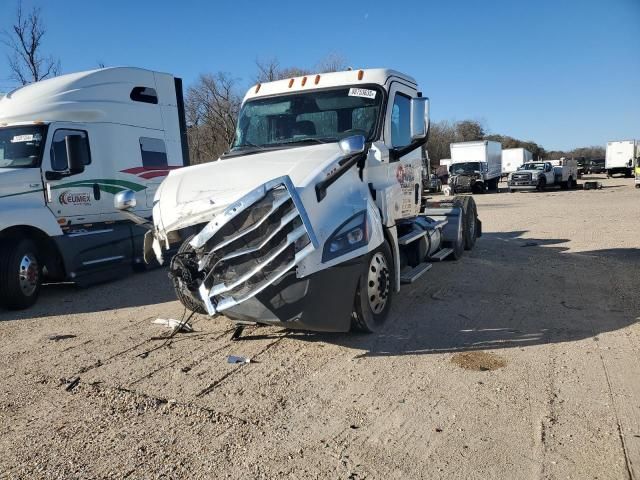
left=167, top=176, right=318, bottom=317
left=449, top=173, right=482, bottom=193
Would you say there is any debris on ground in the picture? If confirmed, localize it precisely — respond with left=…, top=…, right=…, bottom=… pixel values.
left=65, top=376, right=80, bottom=391
left=227, top=355, right=252, bottom=364
left=47, top=334, right=77, bottom=341
left=584, top=181, right=603, bottom=190
left=152, top=318, right=193, bottom=333
left=451, top=351, right=507, bottom=371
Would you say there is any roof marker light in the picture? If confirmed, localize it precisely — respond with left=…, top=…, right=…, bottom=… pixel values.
left=288, top=78, right=294, bottom=88
left=357, top=70, right=364, bottom=80
left=255, top=84, right=261, bottom=93
left=315, top=75, right=320, bottom=85
left=301, top=76, right=307, bottom=86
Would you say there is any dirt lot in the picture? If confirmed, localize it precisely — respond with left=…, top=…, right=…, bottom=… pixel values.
left=1, top=176, right=638, bottom=479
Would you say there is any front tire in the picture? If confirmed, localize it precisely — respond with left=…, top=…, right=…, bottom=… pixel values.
left=170, top=235, right=207, bottom=314
left=351, top=241, right=394, bottom=333
left=0, top=239, right=42, bottom=310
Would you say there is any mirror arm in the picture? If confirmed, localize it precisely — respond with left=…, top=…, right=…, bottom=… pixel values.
left=316, top=149, right=369, bottom=202
left=390, top=135, right=428, bottom=162
left=119, top=210, right=154, bottom=230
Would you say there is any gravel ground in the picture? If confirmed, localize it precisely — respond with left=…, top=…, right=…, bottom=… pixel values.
left=1, top=175, right=638, bottom=479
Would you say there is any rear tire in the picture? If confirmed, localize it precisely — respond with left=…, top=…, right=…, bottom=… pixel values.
left=461, top=196, right=478, bottom=250
left=351, top=241, right=394, bottom=333
left=567, top=176, right=575, bottom=189
left=0, top=238, right=42, bottom=310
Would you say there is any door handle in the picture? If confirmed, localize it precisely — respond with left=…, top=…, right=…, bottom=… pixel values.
left=93, top=183, right=101, bottom=200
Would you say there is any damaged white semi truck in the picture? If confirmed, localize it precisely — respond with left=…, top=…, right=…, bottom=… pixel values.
left=117, top=69, right=481, bottom=333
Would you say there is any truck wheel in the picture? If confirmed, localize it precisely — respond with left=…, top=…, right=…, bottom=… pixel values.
left=171, top=235, right=207, bottom=315
left=462, top=196, right=478, bottom=250
left=352, top=241, right=394, bottom=333
left=567, top=177, right=575, bottom=189
left=0, top=239, right=42, bottom=310
left=537, top=178, right=546, bottom=191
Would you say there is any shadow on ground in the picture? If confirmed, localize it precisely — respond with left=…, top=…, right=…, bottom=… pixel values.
left=237, top=231, right=639, bottom=357
left=0, top=267, right=176, bottom=321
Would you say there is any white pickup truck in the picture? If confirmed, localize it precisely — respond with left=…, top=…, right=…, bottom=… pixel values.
left=116, top=68, right=482, bottom=334
left=0, top=67, right=189, bottom=309
left=507, top=159, right=578, bottom=192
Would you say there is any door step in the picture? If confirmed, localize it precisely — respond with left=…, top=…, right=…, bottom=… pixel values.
left=400, top=263, right=432, bottom=284
left=429, top=247, right=453, bottom=262
left=398, top=228, right=427, bottom=246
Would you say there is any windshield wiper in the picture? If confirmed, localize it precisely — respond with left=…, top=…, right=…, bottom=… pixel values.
left=269, top=137, right=334, bottom=147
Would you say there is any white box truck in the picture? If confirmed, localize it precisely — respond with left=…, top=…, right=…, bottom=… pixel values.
left=448, top=140, right=502, bottom=193
left=116, top=68, right=482, bottom=335
left=606, top=140, right=636, bottom=177
left=0, top=67, right=189, bottom=309
left=502, top=148, right=532, bottom=176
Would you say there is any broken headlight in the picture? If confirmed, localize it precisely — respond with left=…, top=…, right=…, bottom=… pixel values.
left=322, top=211, right=369, bottom=262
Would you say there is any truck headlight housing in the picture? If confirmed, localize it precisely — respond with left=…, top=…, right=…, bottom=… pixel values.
left=322, top=211, right=369, bottom=262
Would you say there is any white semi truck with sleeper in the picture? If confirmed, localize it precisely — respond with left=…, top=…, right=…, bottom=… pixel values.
left=0, top=67, right=189, bottom=309
left=116, top=68, right=482, bottom=334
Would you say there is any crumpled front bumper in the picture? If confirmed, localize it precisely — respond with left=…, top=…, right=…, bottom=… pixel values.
left=175, top=175, right=320, bottom=317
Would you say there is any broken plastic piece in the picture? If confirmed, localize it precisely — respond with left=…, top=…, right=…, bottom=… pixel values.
left=227, top=355, right=251, bottom=364
left=152, top=318, right=193, bottom=332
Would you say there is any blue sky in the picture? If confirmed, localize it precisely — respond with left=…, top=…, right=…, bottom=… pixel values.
left=1, top=0, right=638, bottom=150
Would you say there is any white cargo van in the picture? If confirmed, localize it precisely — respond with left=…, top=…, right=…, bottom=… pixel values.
left=606, top=140, right=636, bottom=177
left=0, top=67, right=189, bottom=308
left=449, top=140, right=502, bottom=193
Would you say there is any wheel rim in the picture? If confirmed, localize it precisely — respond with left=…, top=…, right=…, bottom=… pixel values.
left=367, top=252, right=390, bottom=314
left=18, top=253, right=39, bottom=297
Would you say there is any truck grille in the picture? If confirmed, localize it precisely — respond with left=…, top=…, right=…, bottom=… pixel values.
left=511, top=173, right=530, bottom=182
left=193, top=179, right=315, bottom=315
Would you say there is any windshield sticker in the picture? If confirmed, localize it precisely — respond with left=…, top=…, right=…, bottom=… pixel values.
left=11, top=133, right=41, bottom=143
left=348, top=88, right=376, bottom=99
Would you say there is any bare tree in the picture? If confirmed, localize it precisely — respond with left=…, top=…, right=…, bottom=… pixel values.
left=316, top=52, right=348, bottom=73
left=185, top=72, right=242, bottom=164
left=2, top=2, right=60, bottom=85
left=255, top=52, right=348, bottom=83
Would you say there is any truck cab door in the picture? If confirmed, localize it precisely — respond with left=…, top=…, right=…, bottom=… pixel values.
left=384, top=83, right=422, bottom=219
left=43, top=125, right=108, bottom=223
left=41, top=124, right=134, bottom=281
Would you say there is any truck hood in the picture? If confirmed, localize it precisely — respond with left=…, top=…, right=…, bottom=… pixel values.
left=154, top=143, right=343, bottom=236
left=0, top=168, right=43, bottom=199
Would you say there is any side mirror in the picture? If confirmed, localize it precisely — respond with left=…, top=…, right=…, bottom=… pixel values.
left=339, top=135, right=365, bottom=156
left=410, top=97, right=430, bottom=141
left=65, top=135, right=86, bottom=174
left=114, top=190, right=137, bottom=211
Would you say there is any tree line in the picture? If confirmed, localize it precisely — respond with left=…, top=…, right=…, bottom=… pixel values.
left=1, top=2, right=606, bottom=166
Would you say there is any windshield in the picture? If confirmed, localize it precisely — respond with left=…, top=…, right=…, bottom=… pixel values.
left=520, top=162, right=545, bottom=171
left=0, top=125, right=47, bottom=169
left=231, top=86, right=383, bottom=151
left=450, top=162, right=480, bottom=175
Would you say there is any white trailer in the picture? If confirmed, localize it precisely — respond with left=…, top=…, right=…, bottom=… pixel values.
left=502, top=148, right=532, bottom=175
left=606, top=140, right=636, bottom=177
left=449, top=140, right=502, bottom=193
left=439, top=158, right=452, bottom=168
left=116, top=68, right=482, bottom=335
left=0, top=67, right=189, bottom=309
